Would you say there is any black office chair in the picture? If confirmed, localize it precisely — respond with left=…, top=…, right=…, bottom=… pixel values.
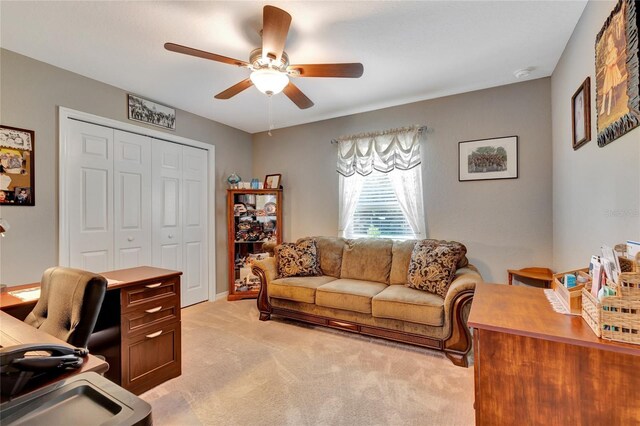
left=24, top=267, right=107, bottom=348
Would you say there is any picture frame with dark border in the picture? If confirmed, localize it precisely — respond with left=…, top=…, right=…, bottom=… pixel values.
left=458, top=136, right=518, bottom=182
left=595, top=0, right=640, bottom=147
left=572, top=77, right=591, bottom=150
left=0, top=125, right=35, bottom=206
left=264, top=174, right=282, bottom=189
left=127, top=94, right=176, bottom=130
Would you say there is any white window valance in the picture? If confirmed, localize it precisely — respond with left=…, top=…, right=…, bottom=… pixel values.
left=335, top=125, right=425, bottom=177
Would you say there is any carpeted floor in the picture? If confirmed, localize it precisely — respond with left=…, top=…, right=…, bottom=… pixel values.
left=141, top=299, right=475, bottom=426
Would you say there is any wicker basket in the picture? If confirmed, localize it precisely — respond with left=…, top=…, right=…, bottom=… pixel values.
left=581, top=279, right=640, bottom=344
left=617, top=273, right=640, bottom=299
left=581, top=288, right=602, bottom=338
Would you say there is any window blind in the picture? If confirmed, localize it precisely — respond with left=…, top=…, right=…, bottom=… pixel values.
left=346, top=172, right=414, bottom=239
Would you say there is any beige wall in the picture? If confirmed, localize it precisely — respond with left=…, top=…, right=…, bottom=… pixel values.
left=0, top=49, right=252, bottom=295
left=551, top=1, right=640, bottom=271
left=253, top=78, right=553, bottom=282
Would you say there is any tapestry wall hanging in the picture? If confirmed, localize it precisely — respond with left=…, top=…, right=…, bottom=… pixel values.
left=595, top=0, right=640, bottom=147
left=0, top=125, right=35, bottom=205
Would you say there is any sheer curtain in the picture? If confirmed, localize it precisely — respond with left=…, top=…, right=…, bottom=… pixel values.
left=338, top=173, right=363, bottom=237
left=387, top=167, right=426, bottom=238
left=336, top=125, right=426, bottom=239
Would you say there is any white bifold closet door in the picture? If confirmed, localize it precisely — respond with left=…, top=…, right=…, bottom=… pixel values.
left=65, top=120, right=208, bottom=307
left=67, top=122, right=152, bottom=271
left=152, top=139, right=208, bottom=307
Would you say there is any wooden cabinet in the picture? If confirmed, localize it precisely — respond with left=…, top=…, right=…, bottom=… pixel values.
left=227, top=189, right=282, bottom=301
left=117, top=273, right=182, bottom=395
left=469, top=283, right=640, bottom=425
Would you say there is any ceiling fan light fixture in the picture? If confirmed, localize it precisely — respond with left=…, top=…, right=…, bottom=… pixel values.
left=250, top=68, right=289, bottom=95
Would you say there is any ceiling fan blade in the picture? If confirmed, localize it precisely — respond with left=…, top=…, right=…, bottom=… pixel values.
left=283, top=82, right=314, bottom=109
left=262, top=6, right=291, bottom=62
left=288, top=63, right=364, bottom=78
left=214, top=79, right=254, bottom=99
left=165, top=42, right=249, bottom=68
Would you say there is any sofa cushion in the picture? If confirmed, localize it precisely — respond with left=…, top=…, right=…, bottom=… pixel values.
left=297, top=236, right=346, bottom=278
left=407, top=240, right=467, bottom=298
left=316, top=279, right=387, bottom=314
left=390, top=240, right=417, bottom=285
left=275, top=240, right=322, bottom=278
left=391, top=240, right=469, bottom=285
left=340, top=239, right=393, bottom=284
left=372, top=285, right=444, bottom=326
left=270, top=275, right=338, bottom=304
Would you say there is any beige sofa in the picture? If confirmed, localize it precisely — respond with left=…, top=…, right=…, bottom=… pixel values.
left=252, top=237, right=483, bottom=367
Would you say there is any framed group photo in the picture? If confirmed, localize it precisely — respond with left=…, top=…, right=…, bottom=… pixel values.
left=458, top=136, right=518, bottom=182
left=0, top=125, right=35, bottom=206
left=127, top=94, right=176, bottom=130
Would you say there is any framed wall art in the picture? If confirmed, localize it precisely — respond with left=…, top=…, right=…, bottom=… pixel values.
left=458, top=136, right=518, bottom=182
left=0, top=125, right=35, bottom=206
left=595, top=0, right=640, bottom=147
left=572, top=77, right=591, bottom=150
left=127, top=94, right=176, bottom=130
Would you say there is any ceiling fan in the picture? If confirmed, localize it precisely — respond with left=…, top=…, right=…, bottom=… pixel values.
left=164, top=5, right=364, bottom=109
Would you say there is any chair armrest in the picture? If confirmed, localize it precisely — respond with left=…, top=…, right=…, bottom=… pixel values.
left=251, top=257, right=277, bottom=320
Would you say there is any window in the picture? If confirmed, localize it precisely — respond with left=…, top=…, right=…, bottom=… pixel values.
left=340, top=167, right=424, bottom=240
left=345, top=171, right=414, bottom=239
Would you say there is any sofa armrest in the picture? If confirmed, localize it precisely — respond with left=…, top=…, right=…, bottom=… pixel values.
left=252, top=257, right=277, bottom=321
left=443, top=267, right=482, bottom=317
left=442, top=266, right=482, bottom=367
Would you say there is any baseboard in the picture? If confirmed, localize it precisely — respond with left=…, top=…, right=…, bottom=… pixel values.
left=214, top=291, right=229, bottom=301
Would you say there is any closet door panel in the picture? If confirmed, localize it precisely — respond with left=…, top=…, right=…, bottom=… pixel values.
left=67, top=120, right=114, bottom=271
left=152, top=140, right=183, bottom=274
left=114, top=130, right=152, bottom=269
left=181, top=146, right=208, bottom=306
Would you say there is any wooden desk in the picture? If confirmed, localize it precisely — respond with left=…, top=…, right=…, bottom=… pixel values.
left=0, top=310, right=108, bottom=400
left=468, top=283, right=640, bottom=425
left=0, top=266, right=182, bottom=395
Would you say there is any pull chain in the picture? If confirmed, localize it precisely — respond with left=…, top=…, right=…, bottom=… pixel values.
left=267, top=95, right=274, bottom=137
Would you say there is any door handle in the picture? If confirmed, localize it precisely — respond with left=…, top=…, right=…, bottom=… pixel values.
left=145, top=306, right=162, bottom=314
left=168, top=234, right=174, bottom=239
left=145, top=283, right=162, bottom=289
left=127, top=236, right=134, bottom=242
left=145, top=330, right=163, bottom=339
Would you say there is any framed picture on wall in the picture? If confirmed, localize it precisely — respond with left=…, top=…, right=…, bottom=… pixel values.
left=572, top=77, right=591, bottom=150
left=458, top=136, right=518, bottom=182
left=127, top=94, right=176, bottom=130
left=595, top=0, right=640, bottom=147
left=0, top=125, right=35, bottom=206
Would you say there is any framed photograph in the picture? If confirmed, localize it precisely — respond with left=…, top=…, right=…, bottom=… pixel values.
left=595, top=0, right=640, bottom=147
left=264, top=174, right=281, bottom=189
left=0, top=125, right=35, bottom=206
left=127, top=94, right=176, bottom=130
left=572, top=77, right=591, bottom=150
left=458, top=136, right=518, bottom=182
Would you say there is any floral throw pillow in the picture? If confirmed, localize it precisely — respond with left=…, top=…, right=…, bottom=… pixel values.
left=275, top=239, right=322, bottom=278
left=406, top=240, right=467, bottom=298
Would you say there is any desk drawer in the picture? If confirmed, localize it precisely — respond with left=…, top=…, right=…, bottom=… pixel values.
left=121, top=278, right=178, bottom=313
left=122, top=321, right=181, bottom=395
left=122, top=297, right=180, bottom=338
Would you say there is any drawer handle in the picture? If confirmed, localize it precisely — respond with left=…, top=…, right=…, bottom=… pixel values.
left=145, top=330, right=163, bottom=339
left=145, top=283, right=162, bottom=289
left=145, top=306, right=162, bottom=314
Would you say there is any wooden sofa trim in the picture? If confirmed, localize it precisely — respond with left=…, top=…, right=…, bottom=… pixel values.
left=253, top=265, right=475, bottom=367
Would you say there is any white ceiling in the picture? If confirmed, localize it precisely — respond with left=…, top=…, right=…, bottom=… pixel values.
left=0, top=1, right=586, bottom=134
